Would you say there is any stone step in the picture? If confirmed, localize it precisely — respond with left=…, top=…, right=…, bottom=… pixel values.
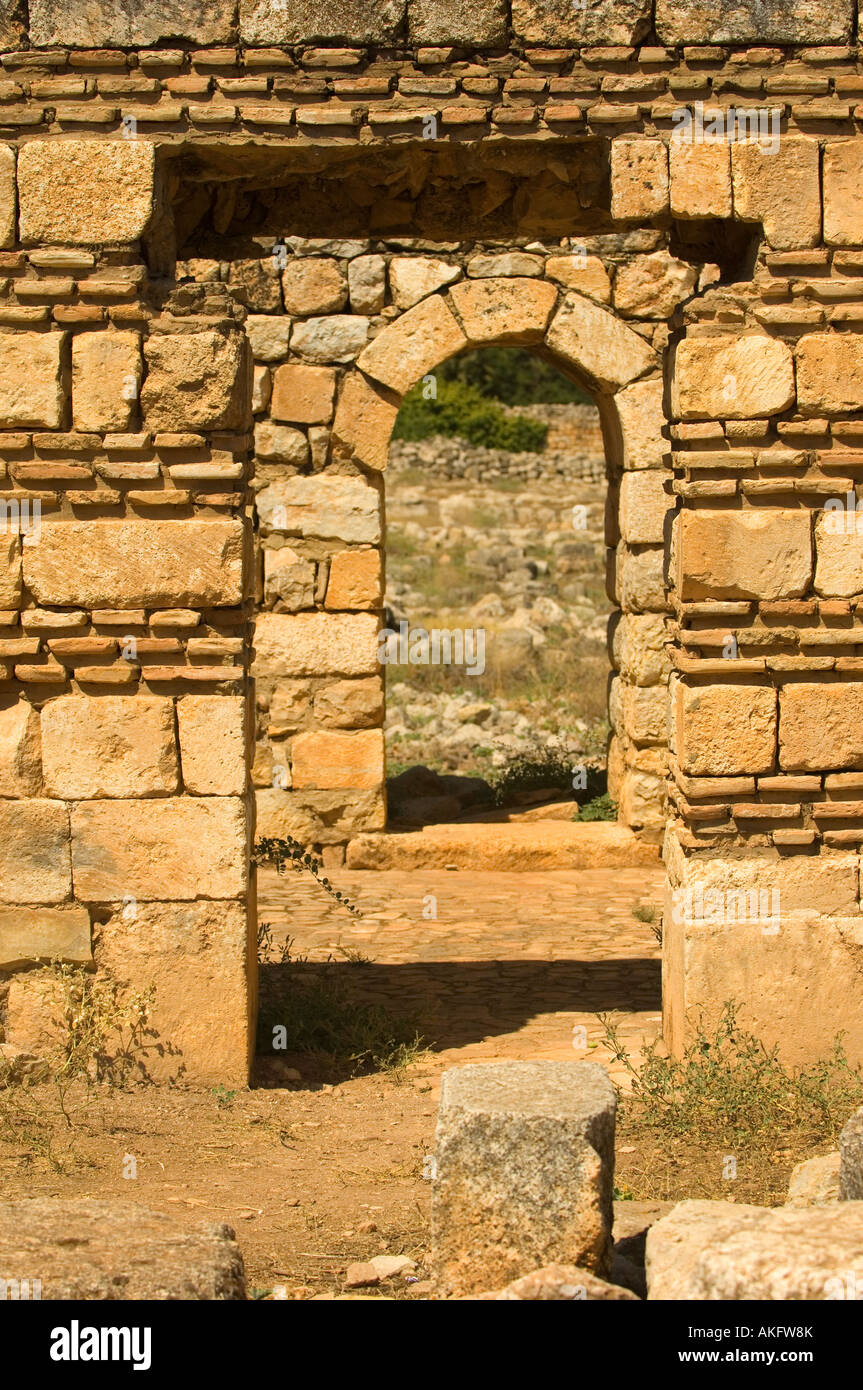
left=346, top=821, right=661, bottom=871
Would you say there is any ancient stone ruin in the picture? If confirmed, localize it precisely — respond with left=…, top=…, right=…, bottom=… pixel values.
left=1, top=0, right=863, bottom=1085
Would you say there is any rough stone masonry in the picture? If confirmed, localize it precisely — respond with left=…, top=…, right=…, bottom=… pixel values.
left=1, top=0, right=863, bottom=1080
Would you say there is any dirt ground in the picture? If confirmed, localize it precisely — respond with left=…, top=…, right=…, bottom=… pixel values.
left=0, top=863, right=831, bottom=1299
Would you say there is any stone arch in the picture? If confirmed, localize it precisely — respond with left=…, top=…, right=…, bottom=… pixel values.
left=331, top=277, right=673, bottom=839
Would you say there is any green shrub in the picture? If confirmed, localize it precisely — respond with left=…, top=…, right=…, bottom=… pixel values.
left=438, top=347, right=591, bottom=406
left=393, top=379, right=548, bottom=453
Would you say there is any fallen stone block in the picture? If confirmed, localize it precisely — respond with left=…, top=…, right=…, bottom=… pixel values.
left=840, top=1108, right=863, bottom=1200
left=786, top=1153, right=841, bottom=1207
left=0, top=1199, right=245, bottom=1299
left=647, top=1199, right=863, bottom=1299
left=474, top=1264, right=638, bottom=1300
left=432, top=1060, right=616, bottom=1298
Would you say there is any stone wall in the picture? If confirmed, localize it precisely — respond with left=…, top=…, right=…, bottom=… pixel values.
left=1, top=0, right=863, bottom=1078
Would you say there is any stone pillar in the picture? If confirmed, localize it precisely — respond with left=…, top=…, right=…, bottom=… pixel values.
left=0, top=141, right=256, bottom=1086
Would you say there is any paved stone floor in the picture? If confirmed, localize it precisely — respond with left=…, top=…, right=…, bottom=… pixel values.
left=258, top=863, right=666, bottom=1078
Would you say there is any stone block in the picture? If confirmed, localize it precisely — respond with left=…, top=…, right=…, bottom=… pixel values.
left=0, top=1198, right=245, bottom=1300
left=331, top=372, right=399, bottom=472
left=257, top=474, right=382, bottom=544
left=141, top=330, right=251, bottom=432
left=325, top=549, right=383, bottom=609
left=0, top=331, right=64, bottom=429
left=672, top=335, right=795, bottom=420
left=409, top=0, right=507, bottom=44
left=72, top=331, right=142, bottom=434
left=546, top=294, right=657, bottom=392
left=797, top=333, right=863, bottom=415
left=617, top=545, right=666, bottom=613
left=656, top=0, right=851, bottom=44
left=647, top=1200, right=863, bottom=1300
left=17, top=140, right=155, bottom=246
left=779, top=682, right=863, bottom=771
left=348, top=255, right=386, bottom=315
left=479, top=1264, right=638, bottom=1300
left=390, top=257, right=461, bottom=311
left=71, top=798, right=248, bottom=901
left=610, top=139, right=668, bottom=221
left=252, top=364, right=271, bottom=414
left=613, top=612, right=670, bottom=686
left=513, top=0, right=651, bottom=44
left=786, top=1153, right=841, bottom=1207
left=268, top=679, right=312, bottom=732
left=291, top=316, right=369, bottom=365
left=669, top=138, right=732, bottom=220
left=271, top=364, right=336, bottom=424
left=30, top=0, right=235, bottom=45
left=227, top=258, right=282, bottom=313
left=619, top=471, right=672, bottom=545
left=254, top=611, right=379, bottom=677
left=814, top=511, right=863, bottom=597
left=98, top=900, right=254, bottom=1089
left=677, top=509, right=811, bottom=600
left=676, top=682, right=777, bottom=776
left=0, top=905, right=91, bottom=970
left=613, top=252, right=698, bottom=320
left=0, top=799, right=71, bottom=904
left=263, top=548, right=315, bottom=608
left=314, top=677, right=384, bottom=729
left=449, top=277, right=557, bottom=345
left=0, top=698, right=41, bottom=796
left=823, top=142, right=863, bottom=246
left=615, top=376, right=668, bottom=470
left=254, top=420, right=309, bottom=466
left=839, top=1108, right=863, bottom=1200
left=23, top=518, right=246, bottom=608
left=4, top=971, right=65, bottom=1054
left=177, top=696, right=247, bottom=796
left=731, top=137, right=821, bottom=251
left=0, top=532, right=20, bottom=609
left=357, top=296, right=467, bottom=395
left=245, top=315, right=291, bottom=363
left=0, top=144, right=14, bottom=249
left=255, top=787, right=385, bottom=843
left=624, top=682, right=666, bottom=746
left=281, top=257, right=347, bottom=316
left=432, top=1061, right=617, bottom=1298
left=291, top=729, right=384, bottom=790
left=240, top=0, right=406, bottom=44
left=41, top=696, right=178, bottom=799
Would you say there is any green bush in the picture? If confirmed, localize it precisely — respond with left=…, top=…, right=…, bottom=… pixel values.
left=438, top=347, right=591, bottom=406
left=393, top=379, right=548, bottom=453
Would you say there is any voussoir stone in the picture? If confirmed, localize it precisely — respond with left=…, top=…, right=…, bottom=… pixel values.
left=672, top=335, right=795, bottom=420
left=331, top=372, right=400, bottom=472
left=357, top=296, right=468, bottom=395
left=71, top=798, right=249, bottom=901
left=0, top=1199, right=245, bottom=1300
left=546, top=293, right=657, bottom=392
left=23, top=518, right=246, bottom=608
left=432, top=1060, right=617, bottom=1298
left=647, top=1199, right=863, bottom=1300
left=450, top=277, right=558, bottom=345
left=17, top=140, right=155, bottom=246
left=839, top=1108, right=863, bottom=1200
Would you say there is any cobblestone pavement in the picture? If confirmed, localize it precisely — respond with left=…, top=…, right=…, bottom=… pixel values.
left=258, top=863, right=666, bottom=1079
